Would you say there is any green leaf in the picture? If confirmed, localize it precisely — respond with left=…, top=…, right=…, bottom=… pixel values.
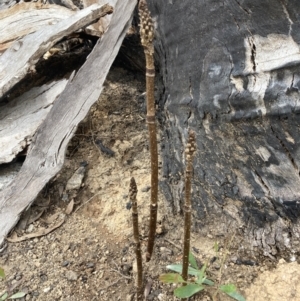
left=220, top=284, right=246, bottom=301
left=203, top=278, right=214, bottom=286
left=174, top=284, right=204, bottom=298
left=159, top=273, right=185, bottom=284
left=8, top=292, right=26, bottom=299
left=219, top=284, right=237, bottom=294
left=214, top=242, right=219, bottom=253
left=166, top=264, right=199, bottom=276
left=188, top=252, right=198, bottom=269
left=0, top=268, right=5, bottom=279
left=0, top=292, right=8, bottom=301
left=196, top=263, right=207, bottom=284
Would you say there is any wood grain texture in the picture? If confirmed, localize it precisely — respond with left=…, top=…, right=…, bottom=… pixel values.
left=0, top=79, right=68, bottom=164
left=0, top=3, right=75, bottom=54
left=82, top=0, right=117, bottom=36
left=0, top=0, right=137, bottom=246
left=0, top=3, right=113, bottom=99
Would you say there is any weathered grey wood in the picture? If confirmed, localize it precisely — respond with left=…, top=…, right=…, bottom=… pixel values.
left=0, top=0, right=16, bottom=11
left=46, top=0, right=78, bottom=11
left=0, top=79, right=68, bottom=164
left=0, top=3, right=113, bottom=100
left=147, top=0, right=300, bottom=254
left=0, top=162, right=22, bottom=192
left=0, top=0, right=137, bottom=246
left=83, top=0, right=117, bottom=36
left=0, top=3, right=75, bottom=54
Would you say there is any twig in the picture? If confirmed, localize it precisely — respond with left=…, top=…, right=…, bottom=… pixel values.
left=182, top=131, right=196, bottom=282
left=164, top=238, right=181, bottom=250
left=129, top=177, right=143, bottom=299
left=98, top=277, right=123, bottom=291
left=74, top=192, right=103, bottom=212
left=138, top=0, right=158, bottom=263
left=110, top=268, right=132, bottom=280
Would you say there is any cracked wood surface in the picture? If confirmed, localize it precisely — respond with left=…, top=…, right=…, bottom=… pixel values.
left=82, top=0, right=117, bottom=36
left=0, top=79, right=68, bottom=164
left=0, top=2, right=113, bottom=100
left=0, top=0, right=137, bottom=246
left=0, top=2, right=75, bottom=54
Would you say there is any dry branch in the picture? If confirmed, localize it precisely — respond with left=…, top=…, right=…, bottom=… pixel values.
left=0, top=0, right=138, bottom=247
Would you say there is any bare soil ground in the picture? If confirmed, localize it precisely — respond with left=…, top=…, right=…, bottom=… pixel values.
left=1, top=66, right=300, bottom=301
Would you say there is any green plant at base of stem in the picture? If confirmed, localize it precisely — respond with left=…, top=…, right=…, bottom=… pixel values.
left=160, top=251, right=246, bottom=301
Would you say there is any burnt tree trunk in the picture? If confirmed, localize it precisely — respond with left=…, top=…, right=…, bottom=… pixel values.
left=147, top=0, right=300, bottom=255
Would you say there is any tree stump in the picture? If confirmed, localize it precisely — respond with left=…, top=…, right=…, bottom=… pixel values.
left=148, top=0, right=300, bottom=255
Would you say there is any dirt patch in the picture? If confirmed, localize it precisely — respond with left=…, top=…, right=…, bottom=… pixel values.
left=0, top=66, right=300, bottom=301
left=245, top=259, right=300, bottom=301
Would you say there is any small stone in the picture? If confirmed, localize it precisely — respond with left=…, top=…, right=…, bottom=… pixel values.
left=34, top=261, right=41, bottom=268
left=15, top=273, right=22, bottom=281
left=100, top=257, right=106, bottom=263
left=86, top=262, right=95, bottom=268
left=233, top=186, right=239, bottom=195
left=229, top=256, right=238, bottom=263
left=26, top=224, right=34, bottom=233
left=141, top=186, right=151, bottom=192
left=63, top=245, right=69, bottom=252
left=290, top=255, right=296, bottom=262
left=278, top=258, right=286, bottom=264
left=65, top=270, right=78, bottom=281
left=43, top=287, right=51, bottom=293
left=66, top=166, right=86, bottom=191
left=126, top=294, right=134, bottom=301
left=62, top=260, right=70, bottom=267
left=158, top=293, right=165, bottom=301
left=40, top=274, right=47, bottom=282
left=121, top=264, right=132, bottom=275
left=156, top=225, right=163, bottom=235
left=160, top=247, right=172, bottom=255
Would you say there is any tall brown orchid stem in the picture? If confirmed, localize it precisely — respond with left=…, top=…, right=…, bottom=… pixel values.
left=138, top=0, right=158, bottom=262
left=129, top=177, right=143, bottom=299
left=182, top=131, right=197, bottom=282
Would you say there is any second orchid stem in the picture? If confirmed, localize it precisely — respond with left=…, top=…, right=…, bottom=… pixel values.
left=182, top=131, right=197, bottom=282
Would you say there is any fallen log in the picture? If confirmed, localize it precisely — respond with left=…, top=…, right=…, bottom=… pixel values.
left=0, top=2, right=75, bottom=54
left=0, top=79, right=68, bottom=164
left=0, top=2, right=113, bottom=99
left=0, top=0, right=137, bottom=246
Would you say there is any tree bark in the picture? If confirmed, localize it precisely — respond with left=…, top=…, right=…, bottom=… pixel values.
left=147, top=0, right=300, bottom=255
